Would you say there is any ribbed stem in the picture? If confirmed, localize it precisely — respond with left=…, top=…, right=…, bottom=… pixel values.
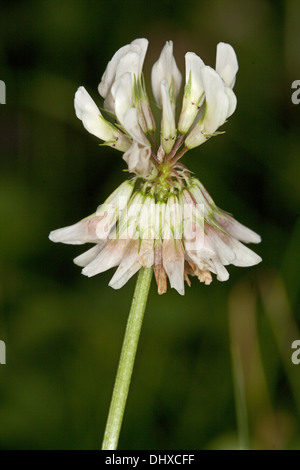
left=101, top=267, right=153, bottom=450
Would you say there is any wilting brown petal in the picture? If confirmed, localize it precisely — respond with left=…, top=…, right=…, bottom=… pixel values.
left=154, top=243, right=167, bottom=295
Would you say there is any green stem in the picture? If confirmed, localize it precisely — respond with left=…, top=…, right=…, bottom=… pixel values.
left=101, top=267, right=153, bottom=450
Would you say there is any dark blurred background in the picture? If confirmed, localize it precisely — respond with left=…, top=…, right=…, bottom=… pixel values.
left=0, top=0, right=300, bottom=450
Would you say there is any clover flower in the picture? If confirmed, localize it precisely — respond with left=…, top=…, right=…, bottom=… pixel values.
left=49, top=38, right=261, bottom=295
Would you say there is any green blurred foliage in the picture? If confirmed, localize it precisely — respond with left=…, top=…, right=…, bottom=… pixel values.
left=0, top=0, right=300, bottom=449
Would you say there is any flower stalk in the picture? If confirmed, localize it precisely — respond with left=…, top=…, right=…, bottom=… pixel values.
left=101, top=267, right=153, bottom=450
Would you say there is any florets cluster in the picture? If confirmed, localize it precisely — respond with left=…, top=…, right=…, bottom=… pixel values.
left=49, top=39, right=261, bottom=295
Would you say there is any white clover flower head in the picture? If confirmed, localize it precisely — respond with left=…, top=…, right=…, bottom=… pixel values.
left=50, top=38, right=261, bottom=295
left=151, top=40, right=182, bottom=108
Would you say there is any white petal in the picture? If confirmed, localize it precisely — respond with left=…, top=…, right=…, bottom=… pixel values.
left=49, top=216, right=105, bottom=245
left=194, top=243, right=217, bottom=264
left=122, top=108, right=150, bottom=146
left=201, top=66, right=229, bottom=132
left=151, top=41, right=182, bottom=107
left=139, top=240, right=154, bottom=268
left=162, top=240, right=185, bottom=295
left=216, top=42, right=238, bottom=89
left=98, top=38, right=148, bottom=99
left=160, top=80, right=176, bottom=153
left=74, top=87, right=115, bottom=141
left=117, top=192, right=144, bottom=239
left=167, top=194, right=182, bottom=240
left=95, top=181, right=135, bottom=238
left=138, top=196, right=156, bottom=240
left=185, top=52, right=205, bottom=100
left=194, top=230, right=218, bottom=262
left=227, top=237, right=262, bottom=267
left=184, top=124, right=206, bottom=149
left=123, top=141, right=152, bottom=176
left=109, top=262, right=141, bottom=289
left=130, top=38, right=149, bottom=76
left=112, top=73, right=133, bottom=125
left=98, top=44, right=132, bottom=99
left=225, top=87, right=237, bottom=118
left=154, top=201, right=166, bottom=240
left=102, top=92, right=116, bottom=115
left=73, top=245, right=103, bottom=267
left=157, top=145, right=165, bottom=163
left=178, top=53, right=205, bottom=134
left=211, top=259, right=229, bottom=281
left=206, top=226, right=236, bottom=264
left=121, top=109, right=152, bottom=175
left=96, top=180, right=135, bottom=217
left=215, top=212, right=261, bottom=244
left=115, top=51, right=140, bottom=81
left=82, top=239, right=128, bottom=277
left=186, top=250, right=215, bottom=274
left=108, top=242, right=140, bottom=289
left=184, top=67, right=230, bottom=149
